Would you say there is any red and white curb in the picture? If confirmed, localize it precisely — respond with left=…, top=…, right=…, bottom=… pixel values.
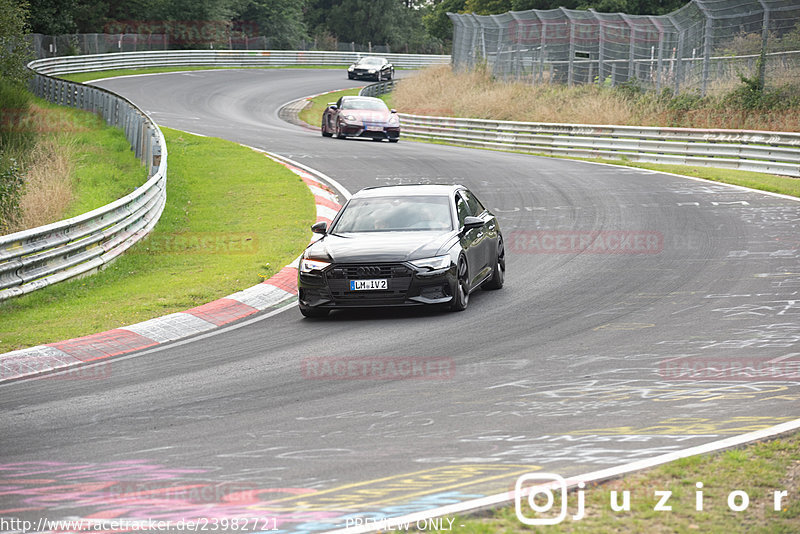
left=0, top=151, right=345, bottom=383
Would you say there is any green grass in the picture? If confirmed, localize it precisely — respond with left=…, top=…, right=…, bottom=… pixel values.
left=1, top=96, right=148, bottom=233
left=38, top=99, right=151, bottom=217
left=298, top=87, right=363, bottom=129
left=0, top=127, right=314, bottom=352
left=378, top=92, right=394, bottom=108
left=578, top=159, right=800, bottom=198
left=59, top=65, right=342, bottom=84
left=430, top=431, right=800, bottom=533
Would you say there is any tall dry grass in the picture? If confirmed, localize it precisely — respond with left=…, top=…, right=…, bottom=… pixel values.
left=393, top=65, right=800, bottom=132
left=7, top=136, right=74, bottom=233
left=393, top=65, right=648, bottom=124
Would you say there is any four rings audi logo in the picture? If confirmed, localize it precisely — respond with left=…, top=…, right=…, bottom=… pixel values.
left=356, top=266, right=383, bottom=276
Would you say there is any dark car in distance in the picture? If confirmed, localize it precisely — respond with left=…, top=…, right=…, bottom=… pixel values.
left=321, top=96, right=400, bottom=142
left=297, top=184, right=505, bottom=317
left=347, top=56, right=394, bottom=81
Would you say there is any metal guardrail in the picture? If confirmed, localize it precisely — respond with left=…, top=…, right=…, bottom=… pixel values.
left=0, top=61, right=167, bottom=301
left=359, top=80, right=397, bottom=97
left=398, top=115, right=800, bottom=177
left=28, top=50, right=451, bottom=76
left=360, top=80, right=800, bottom=177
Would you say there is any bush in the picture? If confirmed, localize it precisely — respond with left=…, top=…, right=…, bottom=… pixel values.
left=668, top=91, right=704, bottom=113
left=615, top=78, right=644, bottom=99
left=0, top=78, right=34, bottom=233
left=0, top=0, right=33, bottom=85
left=723, top=57, right=799, bottom=112
left=0, top=78, right=34, bottom=155
left=0, top=155, right=23, bottom=232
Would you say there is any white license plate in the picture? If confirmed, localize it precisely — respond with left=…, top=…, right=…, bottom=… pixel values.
left=365, top=125, right=383, bottom=131
left=350, top=279, right=388, bottom=291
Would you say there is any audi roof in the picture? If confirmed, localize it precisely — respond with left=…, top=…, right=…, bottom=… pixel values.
left=353, top=184, right=465, bottom=198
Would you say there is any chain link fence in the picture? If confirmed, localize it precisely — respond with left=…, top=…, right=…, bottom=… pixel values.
left=449, top=0, right=800, bottom=94
left=28, top=33, right=394, bottom=60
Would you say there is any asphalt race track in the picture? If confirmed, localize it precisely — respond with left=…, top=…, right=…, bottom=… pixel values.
left=1, top=69, right=799, bottom=531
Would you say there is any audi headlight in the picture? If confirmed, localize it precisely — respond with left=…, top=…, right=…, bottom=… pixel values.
left=369, top=69, right=377, bottom=73
left=348, top=65, right=354, bottom=71
left=300, top=258, right=331, bottom=273
left=410, top=255, right=451, bottom=271
left=388, top=114, right=400, bottom=125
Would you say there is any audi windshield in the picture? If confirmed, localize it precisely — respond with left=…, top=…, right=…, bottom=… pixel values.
left=331, top=196, right=453, bottom=233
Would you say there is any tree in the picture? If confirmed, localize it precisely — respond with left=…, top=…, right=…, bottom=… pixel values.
left=235, top=0, right=307, bottom=49
left=106, top=0, right=240, bottom=49
left=463, top=0, right=511, bottom=15
left=325, top=0, right=404, bottom=47
left=511, top=0, right=573, bottom=9
left=423, top=0, right=467, bottom=43
left=511, top=0, right=685, bottom=15
left=0, top=0, right=33, bottom=233
left=27, top=0, right=77, bottom=35
left=0, top=0, right=33, bottom=84
left=73, top=0, right=110, bottom=34
left=393, top=2, right=445, bottom=54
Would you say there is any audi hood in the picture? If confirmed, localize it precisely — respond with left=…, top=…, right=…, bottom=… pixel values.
left=305, top=231, right=456, bottom=263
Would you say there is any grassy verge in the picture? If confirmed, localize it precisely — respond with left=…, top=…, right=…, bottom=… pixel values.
left=3, top=93, right=149, bottom=232
left=392, top=65, right=800, bottom=132
left=59, top=65, right=342, bottom=84
left=431, top=431, right=800, bottom=533
left=49, top=100, right=150, bottom=218
left=577, top=159, right=800, bottom=198
left=0, top=127, right=314, bottom=352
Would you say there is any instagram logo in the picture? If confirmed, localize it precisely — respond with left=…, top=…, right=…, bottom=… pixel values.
left=514, top=473, right=585, bottom=525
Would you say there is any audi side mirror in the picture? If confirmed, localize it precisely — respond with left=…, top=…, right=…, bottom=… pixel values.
left=311, top=221, right=327, bottom=234
left=462, top=216, right=484, bottom=231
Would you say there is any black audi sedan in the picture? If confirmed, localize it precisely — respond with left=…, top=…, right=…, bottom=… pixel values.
left=297, top=184, right=504, bottom=317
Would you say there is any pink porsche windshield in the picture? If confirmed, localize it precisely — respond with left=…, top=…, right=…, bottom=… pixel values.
left=340, top=98, right=388, bottom=111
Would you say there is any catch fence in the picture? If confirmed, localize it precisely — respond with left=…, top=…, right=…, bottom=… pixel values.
left=449, top=0, right=800, bottom=94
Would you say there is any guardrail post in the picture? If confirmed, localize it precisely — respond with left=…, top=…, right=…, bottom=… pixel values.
left=135, top=115, right=143, bottom=160
left=151, top=135, right=162, bottom=174
left=145, top=126, right=153, bottom=174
